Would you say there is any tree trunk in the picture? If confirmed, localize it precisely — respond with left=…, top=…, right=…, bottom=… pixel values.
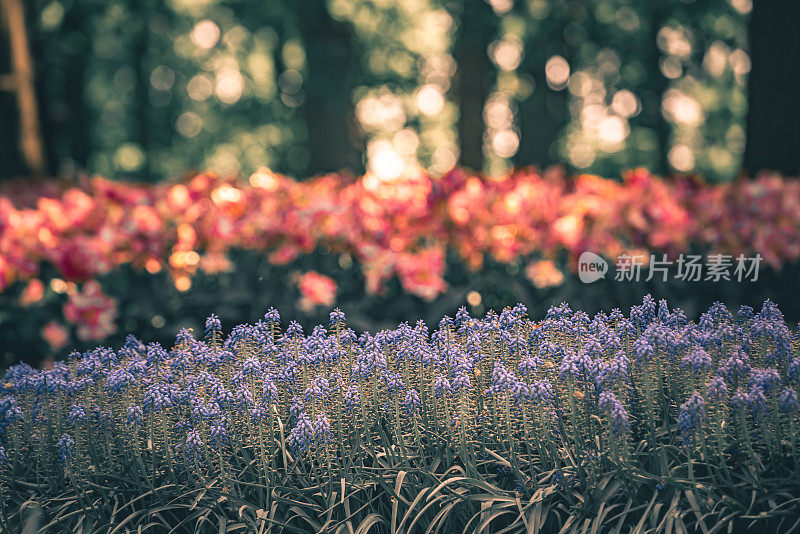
left=454, top=0, right=495, bottom=173
left=0, top=0, right=47, bottom=177
left=743, top=1, right=800, bottom=176
left=301, top=1, right=361, bottom=177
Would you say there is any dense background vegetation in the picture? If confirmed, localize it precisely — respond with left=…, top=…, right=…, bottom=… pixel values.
left=2, top=0, right=800, bottom=367
left=0, top=0, right=762, bottom=182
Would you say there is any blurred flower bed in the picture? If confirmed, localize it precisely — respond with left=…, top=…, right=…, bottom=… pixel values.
left=2, top=166, right=800, bottom=366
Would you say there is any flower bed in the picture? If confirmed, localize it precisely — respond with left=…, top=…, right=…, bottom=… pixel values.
left=2, top=166, right=800, bottom=350
left=0, top=297, right=798, bottom=531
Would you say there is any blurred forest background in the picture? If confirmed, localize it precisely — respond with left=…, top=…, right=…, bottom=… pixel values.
left=3, top=0, right=800, bottom=366
left=3, top=0, right=798, bottom=185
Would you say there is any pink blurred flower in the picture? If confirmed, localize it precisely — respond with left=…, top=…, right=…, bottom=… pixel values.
left=297, top=271, right=337, bottom=311
left=42, top=321, right=69, bottom=351
left=396, top=247, right=447, bottom=301
left=19, top=278, right=44, bottom=306
left=50, top=237, right=110, bottom=281
left=63, top=281, right=117, bottom=341
left=199, top=252, right=233, bottom=274
left=525, top=259, right=565, bottom=289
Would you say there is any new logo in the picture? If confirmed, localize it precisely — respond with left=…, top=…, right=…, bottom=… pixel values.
left=578, top=252, right=608, bottom=283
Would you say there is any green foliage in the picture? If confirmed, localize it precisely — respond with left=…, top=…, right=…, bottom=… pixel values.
left=7, top=0, right=750, bottom=181
left=2, top=298, right=800, bottom=532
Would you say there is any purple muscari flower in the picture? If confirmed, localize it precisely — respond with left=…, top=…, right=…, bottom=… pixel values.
left=788, top=358, right=800, bottom=381
left=630, top=294, right=656, bottom=328
left=682, top=347, right=712, bottom=374
left=403, top=389, right=421, bottom=416
left=286, top=321, right=304, bottom=339
left=185, top=430, right=202, bottom=463
left=511, top=303, right=527, bottom=320
left=582, top=336, right=606, bottom=359
left=191, top=398, right=218, bottom=423
left=632, top=337, right=655, bottom=363
left=780, top=387, right=799, bottom=412
left=176, top=328, right=195, bottom=347
left=211, top=384, right=234, bottom=409
left=706, top=376, right=729, bottom=399
left=251, top=403, right=269, bottom=423
left=616, top=318, right=637, bottom=342
left=731, top=388, right=749, bottom=412
left=262, top=377, right=278, bottom=404
left=598, top=391, right=630, bottom=435
left=204, top=314, right=221, bottom=338
left=656, top=299, right=669, bottom=323
left=595, top=352, right=629, bottom=392
left=146, top=343, right=169, bottom=366
left=208, top=420, right=228, bottom=446
left=510, top=380, right=530, bottom=402
left=235, top=386, right=254, bottom=413
left=289, top=396, right=305, bottom=423
left=750, top=368, right=781, bottom=393
left=313, top=413, right=332, bottom=445
left=666, top=325, right=696, bottom=355
left=0, top=446, right=7, bottom=467
left=344, top=384, right=360, bottom=411
left=559, top=348, right=595, bottom=381
left=732, top=386, right=768, bottom=415
left=287, top=412, right=314, bottom=452
left=143, top=383, right=179, bottom=412
left=67, top=403, right=87, bottom=426
left=438, top=316, right=455, bottom=336
left=105, top=368, right=135, bottom=397
left=433, top=375, right=451, bottom=398
left=717, top=347, right=750, bottom=383
left=488, top=360, right=525, bottom=398
left=451, top=370, right=471, bottom=393
left=737, top=305, right=754, bottom=323
left=454, top=306, right=470, bottom=331
left=528, top=327, right=545, bottom=346
left=385, top=372, right=405, bottom=394
left=305, top=375, right=331, bottom=401
left=123, top=335, right=146, bottom=355
left=264, top=308, right=280, bottom=326
left=57, top=433, right=75, bottom=465
left=609, top=308, right=624, bottom=323
left=242, top=357, right=263, bottom=377
left=668, top=308, right=688, bottom=329
left=224, top=324, right=248, bottom=352
left=747, top=385, right=769, bottom=414
left=530, top=379, right=554, bottom=404
left=75, top=355, right=102, bottom=381
left=678, top=392, right=706, bottom=445
left=126, top=404, right=144, bottom=427
left=329, top=309, right=346, bottom=327
left=0, top=396, right=24, bottom=429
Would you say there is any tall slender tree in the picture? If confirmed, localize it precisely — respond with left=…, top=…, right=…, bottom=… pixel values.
left=744, top=1, right=800, bottom=176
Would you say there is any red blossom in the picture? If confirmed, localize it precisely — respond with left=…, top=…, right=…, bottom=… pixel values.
left=63, top=281, right=118, bottom=341
left=297, top=271, right=337, bottom=310
left=1, top=166, right=799, bottom=342
left=42, top=321, right=69, bottom=351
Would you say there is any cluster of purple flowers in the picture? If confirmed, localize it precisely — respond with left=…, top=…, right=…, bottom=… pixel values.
left=598, top=391, right=630, bottom=435
left=0, top=298, right=797, bottom=479
left=679, top=393, right=707, bottom=445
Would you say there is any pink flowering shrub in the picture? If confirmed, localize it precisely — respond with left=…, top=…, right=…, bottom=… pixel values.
left=296, top=271, right=337, bottom=311
left=62, top=281, right=118, bottom=341
left=1, top=165, right=800, bottom=349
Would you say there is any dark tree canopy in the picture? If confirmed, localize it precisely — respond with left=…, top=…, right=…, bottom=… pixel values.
left=0, top=0, right=782, bottom=182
